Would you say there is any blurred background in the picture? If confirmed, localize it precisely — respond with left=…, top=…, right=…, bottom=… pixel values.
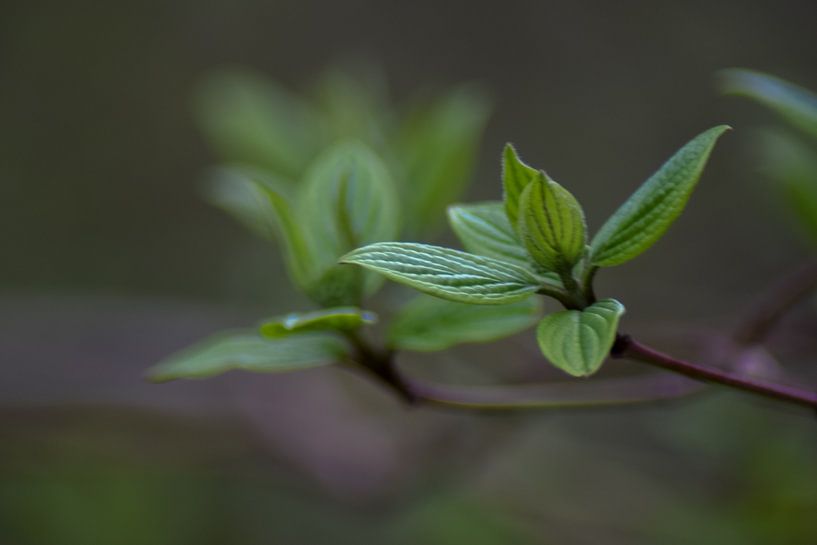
left=2, top=1, right=817, bottom=543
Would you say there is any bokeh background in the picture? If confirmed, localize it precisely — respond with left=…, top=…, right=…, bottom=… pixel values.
left=2, top=1, right=817, bottom=543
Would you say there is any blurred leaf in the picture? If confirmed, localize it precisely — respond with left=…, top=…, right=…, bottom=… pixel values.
left=518, top=171, right=587, bottom=273
left=502, top=143, right=539, bottom=228
left=447, top=201, right=532, bottom=270
left=195, top=69, right=325, bottom=178
left=205, top=167, right=316, bottom=290
left=389, top=294, right=540, bottom=351
left=314, top=65, right=393, bottom=145
left=590, top=126, right=729, bottom=267
left=297, top=141, right=400, bottom=304
left=147, top=331, right=344, bottom=382
left=260, top=307, right=377, bottom=338
left=759, top=131, right=817, bottom=242
left=341, top=242, right=540, bottom=304
left=536, top=298, right=625, bottom=377
left=398, top=86, right=491, bottom=235
left=721, top=68, right=817, bottom=141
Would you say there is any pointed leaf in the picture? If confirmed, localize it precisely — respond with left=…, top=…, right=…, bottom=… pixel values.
left=518, top=171, right=587, bottom=272
left=205, top=167, right=315, bottom=289
left=590, top=126, right=730, bottom=267
left=260, top=307, right=377, bottom=338
left=536, top=299, right=625, bottom=377
left=502, top=143, right=539, bottom=228
left=447, top=201, right=531, bottom=269
left=340, top=242, right=540, bottom=304
left=389, top=295, right=541, bottom=352
left=720, top=69, right=817, bottom=141
left=297, top=141, right=400, bottom=304
left=147, top=331, right=345, bottom=382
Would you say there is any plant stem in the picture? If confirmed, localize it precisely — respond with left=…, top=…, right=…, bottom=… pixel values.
left=733, top=260, right=817, bottom=345
left=612, top=334, right=817, bottom=410
left=342, top=331, right=416, bottom=403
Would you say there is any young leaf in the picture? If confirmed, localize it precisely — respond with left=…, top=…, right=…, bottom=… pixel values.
left=340, top=242, right=540, bottom=304
left=205, top=167, right=315, bottom=289
left=447, top=201, right=532, bottom=270
left=517, top=171, right=587, bottom=273
left=502, top=143, right=539, bottom=228
left=398, top=86, right=491, bottom=236
left=297, top=141, right=400, bottom=303
left=260, top=307, right=377, bottom=338
left=590, top=125, right=730, bottom=267
left=389, top=295, right=541, bottom=352
left=536, top=299, right=625, bottom=377
left=298, top=141, right=399, bottom=263
left=720, top=69, right=817, bottom=141
left=147, top=331, right=345, bottom=382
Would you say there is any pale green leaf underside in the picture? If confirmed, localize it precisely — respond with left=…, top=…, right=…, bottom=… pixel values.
left=340, top=242, right=540, bottom=304
left=536, top=299, right=625, bottom=377
left=448, top=201, right=532, bottom=269
left=518, top=172, right=587, bottom=272
left=720, top=68, right=817, bottom=141
left=148, top=331, right=345, bottom=382
left=590, top=125, right=730, bottom=267
left=502, top=143, right=539, bottom=228
left=260, top=307, right=377, bottom=338
left=389, top=295, right=542, bottom=352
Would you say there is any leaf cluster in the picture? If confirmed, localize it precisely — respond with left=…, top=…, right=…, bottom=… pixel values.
left=150, top=65, right=728, bottom=389
left=152, top=67, right=545, bottom=382
left=344, top=127, right=728, bottom=376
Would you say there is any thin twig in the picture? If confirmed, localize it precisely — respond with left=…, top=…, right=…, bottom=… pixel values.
left=613, top=334, right=817, bottom=410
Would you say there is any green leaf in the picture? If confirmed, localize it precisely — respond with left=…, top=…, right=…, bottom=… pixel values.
left=398, top=86, right=491, bottom=236
left=590, top=125, right=730, bottom=267
left=147, top=331, right=345, bottom=382
left=447, top=201, right=532, bottom=269
left=536, top=299, right=625, bottom=377
left=502, top=143, right=539, bottom=228
left=297, top=141, right=400, bottom=304
left=314, top=64, right=393, bottom=144
left=389, top=295, right=541, bottom=352
left=260, top=307, right=377, bottom=338
left=340, top=242, right=540, bottom=304
left=194, top=70, right=324, bottom=178
left=760, top=131, right=817, bottom=241
left=518, top=171, right=587, bottom=272
left=720, top=69, right=817, bottom=141
left=205, top=167, right=315, bottom=288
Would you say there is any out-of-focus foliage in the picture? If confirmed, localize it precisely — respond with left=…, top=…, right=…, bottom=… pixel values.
left=150, top=67, right=515, bottom=382
left=721, top=69, right=817, bottom=244
left=195, top=66, right=490, bottom=237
